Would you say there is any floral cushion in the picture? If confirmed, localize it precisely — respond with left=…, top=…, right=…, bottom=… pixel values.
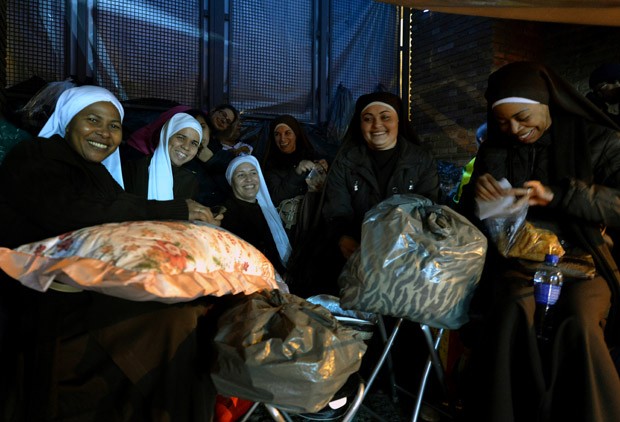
left=0, top=220, right=279, bottom=302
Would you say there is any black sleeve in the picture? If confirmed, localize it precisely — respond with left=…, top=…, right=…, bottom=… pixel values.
left=265, top=167, right=307, bottom=206
left=0, top=139, right=188, bottom=246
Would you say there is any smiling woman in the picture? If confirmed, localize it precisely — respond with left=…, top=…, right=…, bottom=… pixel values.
left=122, top=112, right=206, bottom=201
left=220, top=155, right=292, bottom=276
left=0, top=85, right=221, bottom=421
left=322, top=92, right=439, bottom=268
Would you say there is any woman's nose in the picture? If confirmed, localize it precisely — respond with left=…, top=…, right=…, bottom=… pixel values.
left=510, top=120, right=521, bottom=134
left=97, top=127, right=110, bottom=138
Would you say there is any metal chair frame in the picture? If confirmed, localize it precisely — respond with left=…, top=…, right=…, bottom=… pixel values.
left=358, top=317, right=448, bottom=422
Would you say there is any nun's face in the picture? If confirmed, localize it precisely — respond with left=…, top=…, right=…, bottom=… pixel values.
left=274, top=124, right=297, bottom=154
left=168, top=128, right=201, bottom=167
left=66, top=101, right=122, bottom=163
left=493, top=103, right=552, bottom=144
left=232, top=162, right=260, bottom=203
left=360, top=104, right=399, bottom=150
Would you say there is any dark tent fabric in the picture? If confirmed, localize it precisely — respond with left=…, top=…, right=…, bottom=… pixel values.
left=379, top=0, right=620, bottom=27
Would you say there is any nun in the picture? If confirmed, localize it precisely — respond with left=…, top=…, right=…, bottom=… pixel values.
left=461, top=61, right=620, bottom=422
left=221, top=155, right=292, bottom=275
left=0, top=85, right=219, bottom=421
left=123, top=112, right=204, bottom=201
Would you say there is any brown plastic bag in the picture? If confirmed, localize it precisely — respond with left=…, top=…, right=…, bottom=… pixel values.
left=210, top=290, right=367, bottom=413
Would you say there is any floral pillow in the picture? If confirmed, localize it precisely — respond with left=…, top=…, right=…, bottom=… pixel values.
left=0, top=220, right=280, bottom=302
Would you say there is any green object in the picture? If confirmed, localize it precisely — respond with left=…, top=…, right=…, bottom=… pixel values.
left=452, top=157, right=476, bottom=204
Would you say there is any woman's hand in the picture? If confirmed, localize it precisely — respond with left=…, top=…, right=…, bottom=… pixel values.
left=186, top=199, right=222, bottom=226
left=315, top=159, right=328, bottom=172
left=523, top=180, right=554, bottom=206
left=338, top=235, right=360, bottom=259
left=475, top=173, right=530, bottom=200
left=295, top=160, right=315, bottom=175
left=474, top=173, right=510, bottom=200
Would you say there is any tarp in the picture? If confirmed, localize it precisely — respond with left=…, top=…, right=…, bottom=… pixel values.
left=379, top=1, right=620, bottom=26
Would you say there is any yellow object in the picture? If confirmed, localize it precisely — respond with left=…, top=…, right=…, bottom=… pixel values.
left=453, top=157, right=476, bottom=204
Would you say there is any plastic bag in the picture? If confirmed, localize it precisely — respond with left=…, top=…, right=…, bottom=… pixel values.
left=338, top=194, right=487, bottom=330
left=211, top=290, right=367, bottom=413
left=477, top=179, right=564, bottom=261
left=478, top=188, right=530, bottom=258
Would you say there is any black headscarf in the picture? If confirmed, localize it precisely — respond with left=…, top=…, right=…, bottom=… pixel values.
left=263, top=115, right=316, bottom=170
left=485, top=62, right=619, bottom=182
left=486, top=61, right=618, bottom=130
left=484, top=61, right=620, bottom=345
left=344, top=92, right=420, bottom=146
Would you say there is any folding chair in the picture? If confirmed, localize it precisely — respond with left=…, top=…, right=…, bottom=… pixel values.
left=359, top=317, right=448, bottom=422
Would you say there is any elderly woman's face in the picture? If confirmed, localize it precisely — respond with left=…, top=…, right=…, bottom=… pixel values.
left=66, top=101, right=122, bottom=163
left=232, top=162, right=260, bottom=203
left=493, top=103, right=552, bottom=144
left=211, top=108, right=235, bottom=132
left=168, top=128, right=201, bottom=167
left=360, top=104, right=399, bottom=150
left=274, top=124, right=297, bottom=154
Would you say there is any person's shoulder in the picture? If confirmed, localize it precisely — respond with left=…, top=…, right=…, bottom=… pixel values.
left=5, top=135, right=67, bottom=161
left=334, top=141, right=366, bottom=164
left=400, top=137, right=435, bottom=158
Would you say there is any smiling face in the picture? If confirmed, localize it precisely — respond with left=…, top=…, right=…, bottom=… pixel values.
left=360, top=104, right=399, bottom=150
left=167, top=128, right=201, bottom=167
left=273, top=124, right=297, bottom=154
left=211, top=108, right=235, bottom=132
left=231, top=162, right=260, bottom=203
left=492, top=102, right=552, bottom=144
left=65, top=101, right=123, bottom=163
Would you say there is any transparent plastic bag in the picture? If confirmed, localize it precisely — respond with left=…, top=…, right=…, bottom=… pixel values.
left=477, top=179, right=565, bottom=261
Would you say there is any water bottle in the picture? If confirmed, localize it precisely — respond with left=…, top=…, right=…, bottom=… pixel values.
left=533, top=253, right=564, bottom=343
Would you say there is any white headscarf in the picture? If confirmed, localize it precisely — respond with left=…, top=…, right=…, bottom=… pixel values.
left=38, top=85, right=126, bottom=188
left=148, top=113, right=202, bottom=200
left=225, top=155, right=292, bottom=266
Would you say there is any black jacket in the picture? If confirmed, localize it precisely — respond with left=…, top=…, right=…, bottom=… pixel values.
left=122, top=154, right=199, bottom=200
left=322, top=137, right=439, bottom=241
left=0, top=136, right=188, bottom=248
left=462, top=111, right=620, bottom=344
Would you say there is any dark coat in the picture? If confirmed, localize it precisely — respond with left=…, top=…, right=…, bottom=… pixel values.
left=0, top=136, right=215, bottom=421
left=220, top=196, right=286, bottom=275
left=122, top=154, right=200, bottom=200
left=322, top=137, right=439, bottom=241
left=0, top=136, right=188, bottom=248
left=463, top=112, right=620, bottom=337
left=265, top=165, right=308, bottom=206
left=460, top=111, right=620, bottom=422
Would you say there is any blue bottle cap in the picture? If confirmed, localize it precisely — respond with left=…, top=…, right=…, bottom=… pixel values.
left=544, top=254, right=560, bottom=265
